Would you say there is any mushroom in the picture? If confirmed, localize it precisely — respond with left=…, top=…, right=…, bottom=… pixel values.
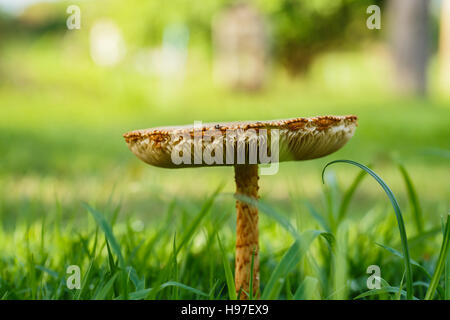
left=123, top=115, right=358, bottom=299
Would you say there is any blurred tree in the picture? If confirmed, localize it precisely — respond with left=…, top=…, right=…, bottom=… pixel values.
left=440, top=0, right=450, bottom=95
left=17, top=2, right=67, bottom=34
left=387, top=0, right=430, bottom=96
left=212, top=2, right=268, bottom=91
left=257, top=0, right=383, bottom=75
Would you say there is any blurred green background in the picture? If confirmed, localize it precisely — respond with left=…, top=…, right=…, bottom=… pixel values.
left=0, top=0, right=449, bottom=299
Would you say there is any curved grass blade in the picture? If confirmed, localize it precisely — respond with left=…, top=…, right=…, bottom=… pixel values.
left=398, top=163, right=424, bottom=234
left=217, top=234, right=236, bottom=300
left=116, top=282, right=208, bottom=300
left=117, top=288, right=152, bottom=300
left=423, top=148, right=450, bottom=159
left=160, top=281, right=208, bottom=297
left=35, top=265, right=59, bottom=279
left=354, top=287, right=413, bottom=300
left=304, top=200, right=331, bottom=233
left=234, top=194, right=335, bottom=247
left=322, top=160, right=413, bottom=300
left=376, top=242, right=432, bottom=279
left=404, top=226, right=441, bottom=248
left=425, top=213, right=450, bottom=300
left=234, top=194, right=298, bottom=237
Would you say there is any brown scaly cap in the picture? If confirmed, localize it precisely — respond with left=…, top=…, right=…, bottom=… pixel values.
left=123, top=115, right=358, bottom=168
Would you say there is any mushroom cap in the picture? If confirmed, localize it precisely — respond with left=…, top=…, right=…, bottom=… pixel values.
left=123, top=115, right=357, bottom=168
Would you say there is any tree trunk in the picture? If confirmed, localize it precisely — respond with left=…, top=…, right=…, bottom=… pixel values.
left=387, top=0, right=430, bottom=96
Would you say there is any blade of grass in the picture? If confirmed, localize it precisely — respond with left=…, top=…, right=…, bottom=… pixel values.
left=234, top=194, right=335, bottom=247
left=398, top=163, right=424, bottom=234
left=262, top=230, right=326, bottom=299
left=105, top=239, right=117, bottom=273
left=117, top=281, right=208, bottom=300
left=217, top=234, right=236, bottom=300
left=172, top=233, right=178, bottom=299
left=333, top=223, right=348, bottom=300
left=125, top=266, right=142, bottom=291
left=116, top=288, right=152, bottom=300
left=423, top=148, right=450, bottom=159
left=376, top=242, right=432, bottom=279
left=322, top=172, right=338, bottom=232
left=84, top=203, right=124, bottom=267
left=94, top=272, right=120, bottom=300
left=84, top=203, right=128, bottom=300
left=304, top=200, right=331, bottom=233
left=249, top=248, right=256, bottom=300
left=35, top=266, right=59, bottom=279
left=234, top=194, right=298, bottom=237
left=446, top=228, right=450, bottom=300
left=75, top=261, right=94, bottom=300
left=395, top=272, right=405, bottom=300
left=293, top=276, right=320, bottom=300
left=405, top=226, right=441, bottom=248
left=338, top=169, right=367, bottom=223
left=323, top=160, right=413, bottom=300
left=160, top=281, right=208, bottom=297
left=208, top=279, right=220, bottom=299
left=175, top=185, right=222, bottom=255
left=354, top=287, right=412, bottom=300
left=425, top=213, right=450, bottom=300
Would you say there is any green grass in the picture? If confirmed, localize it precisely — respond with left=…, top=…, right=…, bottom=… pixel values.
left=0, top=37, right=449, bottom=300
left=0, top=160, right=448, bottom=299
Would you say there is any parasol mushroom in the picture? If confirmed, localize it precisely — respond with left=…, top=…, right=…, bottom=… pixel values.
left=123, top=115, right=357, bottom=299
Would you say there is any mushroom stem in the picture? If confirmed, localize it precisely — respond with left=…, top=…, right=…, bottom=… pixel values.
left=234, top=164, right=259, bottom=299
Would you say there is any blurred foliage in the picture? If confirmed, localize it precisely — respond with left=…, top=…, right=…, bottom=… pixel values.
left=0, top=0, right=387, bottom=73
left=258, top=0, right=385, bottom=73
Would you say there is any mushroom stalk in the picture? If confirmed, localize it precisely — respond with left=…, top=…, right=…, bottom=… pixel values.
left=234, top=164, right=259, bottom=299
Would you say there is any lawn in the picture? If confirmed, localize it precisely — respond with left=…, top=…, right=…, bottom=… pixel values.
left=0, top=39, right=449, bottom=299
